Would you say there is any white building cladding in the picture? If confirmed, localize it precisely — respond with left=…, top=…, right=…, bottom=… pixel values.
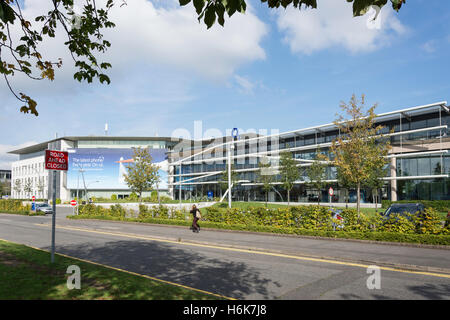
left=168, top=101, right=450, bottom=203
left=9, top=136, right=179, bottom=201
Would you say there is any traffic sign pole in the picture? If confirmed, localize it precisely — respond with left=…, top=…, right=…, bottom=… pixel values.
left=51, top=170, right=56, bottom=263
left=328, top=187, right=334, bottom=205
left=44, top=149, right=69, bottom=264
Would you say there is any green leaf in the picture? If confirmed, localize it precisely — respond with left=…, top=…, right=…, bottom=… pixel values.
left=0, top=2, right=16, bottom=24
left=99, top=74, right=111, bottom=85
left=204, top=6, right=216, bottom=29
left=193, top=0, right=205, bottom=15
left=179, top=0, right=191, bottom=5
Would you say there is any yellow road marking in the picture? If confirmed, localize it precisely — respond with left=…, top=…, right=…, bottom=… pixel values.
left=0, top=236, right=234, bottom=300
left=35, top=223, right=450, bottom=279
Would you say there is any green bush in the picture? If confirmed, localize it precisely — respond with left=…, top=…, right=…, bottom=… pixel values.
left=71, top=203, right=450, bottom=241
left=110, top=204, right=126, bottom=219
left=415, top=208, right=444, bottom=235
left=0, top=199, right=33, bottom=215
left=129, top=192, right=138, bottom=202
left=111, top=194, right=117, bottom=201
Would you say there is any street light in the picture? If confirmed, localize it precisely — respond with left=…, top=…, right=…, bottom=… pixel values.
left=85, top=180, right=100, bottom=203
left=228, top=128, right=239, bottom=209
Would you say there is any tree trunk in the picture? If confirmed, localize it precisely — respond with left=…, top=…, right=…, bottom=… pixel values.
left=265, top=191, right=268, bottom=208
left=287, top=189, right=290, bottom=206
left=357, top=182, right=361, bottom=217
left=375, top=189, right=378, bottom=212
left=345, top=189, right=348, bottom=209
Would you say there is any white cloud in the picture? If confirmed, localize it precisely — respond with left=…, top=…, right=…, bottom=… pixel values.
left=103, top=0, right=267, bottom=80
left=7, top=0, right=267, bottom=85
left=422, top=40, right=437, bottom=53
left=0, top=141, right=38, bottom=169
left=276, top=0, right=407, bottom=55
left=234, top=75, right=256, bottom=94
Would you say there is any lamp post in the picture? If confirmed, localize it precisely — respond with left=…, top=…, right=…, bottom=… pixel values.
left=228, top=128, right=239, bottom=209
left=85, top=180, right=99, bottom=204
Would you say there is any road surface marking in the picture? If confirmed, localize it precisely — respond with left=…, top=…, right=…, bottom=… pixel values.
left=35, top=223, right=450, bottom=279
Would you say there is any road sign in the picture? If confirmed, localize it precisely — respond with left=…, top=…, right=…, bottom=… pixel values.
left=70, top=200, right=77, bottom=207
left=32, top=196, right=35, bottom=201
left=44, top=149, right=68, bottom=264
left=45, top=149, right=69, bottom=171
left=207, top=191, right=213, bottom=200
left=328, top=187, right=334, bottom=196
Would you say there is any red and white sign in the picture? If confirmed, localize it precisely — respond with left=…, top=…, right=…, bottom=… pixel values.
left=45, top=150, right=69, bottom=171
left=328, top=187, right=334, bottom=196
left=70, top=200, right=77, bottom=207
left=31, top=196, right=35, bottom=202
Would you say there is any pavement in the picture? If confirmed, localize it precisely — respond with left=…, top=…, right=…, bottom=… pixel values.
left=0, top=207, right=449, bottom=300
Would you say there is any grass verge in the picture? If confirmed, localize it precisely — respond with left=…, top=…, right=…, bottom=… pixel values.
left=0, top=239, right=221, bottom=300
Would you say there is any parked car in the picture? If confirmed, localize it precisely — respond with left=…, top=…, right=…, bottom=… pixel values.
left=381, top=203, right=425, bottom=221
left=35, top=203, right=53, bottom=214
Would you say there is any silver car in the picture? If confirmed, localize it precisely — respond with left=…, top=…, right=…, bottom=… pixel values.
left=35, top=203, right=53, bottom=214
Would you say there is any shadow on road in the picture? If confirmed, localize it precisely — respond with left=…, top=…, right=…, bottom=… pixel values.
left=46, top=239, right=281, bottom=299
left=407, top=283, right=450, bottom=300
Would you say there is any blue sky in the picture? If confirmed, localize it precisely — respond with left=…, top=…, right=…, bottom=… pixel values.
left=1, top=0, right=449, bottom=168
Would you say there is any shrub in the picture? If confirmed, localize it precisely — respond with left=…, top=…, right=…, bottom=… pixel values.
left=377, top=213, right=416, bottom=234
left=0, top=199, right=30, bottom=214
left=129, top=192, right=138, bottom=202
left=110, top=204, right=126, bottom=219
left=415, top=208, right=443, bottom=235
left=111, top=194, right=117, bottom=201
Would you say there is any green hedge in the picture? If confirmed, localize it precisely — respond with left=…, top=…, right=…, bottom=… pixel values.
left=0, top=199, right=43, bottom=215
left=68, top=203, right=450, bottom=244
left=382, top=200, right=450, bottom=212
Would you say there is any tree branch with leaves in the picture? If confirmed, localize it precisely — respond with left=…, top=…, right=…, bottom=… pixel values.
left=179, top=0, right=406, bottom=29
left=0, top=0, right=118, bottom=115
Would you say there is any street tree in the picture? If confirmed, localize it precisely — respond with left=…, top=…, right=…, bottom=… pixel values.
left=329, top=94, right=391, bottom=216
left=2, top=0, right=405, bottom=115
left=279, top=151, right=299, bottom=206
left=13, top=179, right=21, bottom=197
left=305, top=150, right=327, bottom=205
left=0, top=180, right=10, bottom=196
left=257, top=156, right=275, bottom=207
left=23, top=178, right=32, bottom=198
left=37, top=177, right=45, bottom=200
left=123, top=147, right=160, bottom=203
left=336, top=166, right=352, bottom=208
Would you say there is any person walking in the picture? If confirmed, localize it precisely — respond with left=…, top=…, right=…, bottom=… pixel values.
left=190, top=204, right=201, bottom=233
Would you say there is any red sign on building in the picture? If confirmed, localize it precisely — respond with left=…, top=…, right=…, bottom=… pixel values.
left=45, top=150, right=69, bottom=171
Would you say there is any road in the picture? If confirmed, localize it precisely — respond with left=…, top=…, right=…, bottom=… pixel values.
left=0, top=207, right=449, bottom=300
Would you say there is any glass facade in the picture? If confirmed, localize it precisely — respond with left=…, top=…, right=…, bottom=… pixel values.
left=171, top=107, right=450, bottom=203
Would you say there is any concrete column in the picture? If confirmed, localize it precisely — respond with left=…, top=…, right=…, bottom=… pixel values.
left=390, top=157, right=397, bottom=201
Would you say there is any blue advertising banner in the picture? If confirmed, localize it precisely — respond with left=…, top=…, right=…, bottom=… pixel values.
left=67, top=148, right=168, bottom=190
